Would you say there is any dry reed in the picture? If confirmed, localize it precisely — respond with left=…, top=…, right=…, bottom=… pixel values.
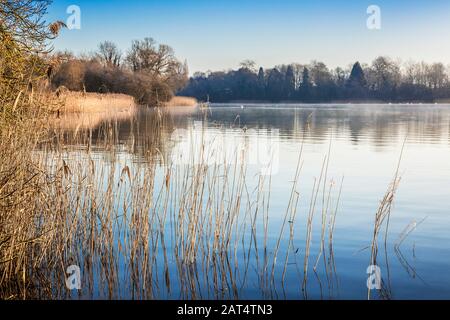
left=164, top=96, right=198, bottom=108
left=0, top=107, right=348, bottom=300
left=60, top=91, right=136, bottom=114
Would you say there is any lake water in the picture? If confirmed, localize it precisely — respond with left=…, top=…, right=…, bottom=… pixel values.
left=58, top=104, right=450, bottom=300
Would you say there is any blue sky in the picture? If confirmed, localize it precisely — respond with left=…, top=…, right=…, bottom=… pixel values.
left=47, top=0, right=450, bottom=73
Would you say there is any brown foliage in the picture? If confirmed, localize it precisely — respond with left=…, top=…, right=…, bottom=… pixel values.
left=52, top=59, right=174, bottom=106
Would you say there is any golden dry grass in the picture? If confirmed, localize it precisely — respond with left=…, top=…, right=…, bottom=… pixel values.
left=164, top=96, right=198, bottom=107
left=60, top=92, right=136, bottom=114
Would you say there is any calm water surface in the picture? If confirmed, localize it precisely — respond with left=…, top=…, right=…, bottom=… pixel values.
left=61, top=104, right=450, bottom=300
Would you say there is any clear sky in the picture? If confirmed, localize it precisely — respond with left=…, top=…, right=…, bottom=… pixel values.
left=47, top=0, right=450, bottom=73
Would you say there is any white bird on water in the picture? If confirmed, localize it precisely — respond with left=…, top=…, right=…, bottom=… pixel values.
left=241, top=105, right=244, bottom=109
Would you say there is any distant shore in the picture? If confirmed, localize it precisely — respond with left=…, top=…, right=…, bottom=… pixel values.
left=218, top=99, right=442, bottom=104
left=57, top=92, right=447, bottom=124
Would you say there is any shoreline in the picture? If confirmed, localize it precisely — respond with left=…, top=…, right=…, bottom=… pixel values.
left=59, top=92, right=198, bottom=114
left=52, top=92, right=198, bottom=130
left=212, top=99, right=443, bottom=105
left=163, top=96, right=198, bottom=107
left=60, top=92, right=137, bottom=114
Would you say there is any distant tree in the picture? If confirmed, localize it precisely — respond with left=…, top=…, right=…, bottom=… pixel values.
left=284, top=65, right=296, bottom=99
left=53, top=50, right=75, bottom=63
left=239, top=60, right=257, bottom=73
left=47, top=50, right=76, bottom=79
left=398, top=83, right=433, bottom=102
left=126, top=37, right=182, bottom=79
left=234, top=67, right=258, bottom=100
left=427, top=63, right=447, bottom=89
left=370, top=56, right=401, bottom=99
left=52, top=60, right=86, bottom=91
left=298, top=67, right=312, bottom=101
left=257, top=67, right=266, bottom=99
left=266, top=68, right=284, bottom=101
left=309, top=61, right=336, bottom=101
left=179, top=73, right=210, bottom=101
left=193, top=71, right=207, bottom=79
left=52, top=37, right=187, bottom=106
left=301, top=67, right=311, bottom=87
left=347, top=62, right=367, bottom=88
left=309, top=61, right=332, bottom=87
left=168, top=59, right=189, bottom=92
left=346, top=62, right=367, bottom=99
left=333, top=67, right=347, bottom=88
left=97, top=41, right=122, bottom=68
left=404, top=61, right=429, bottom=86
left=290, top=64, right=305, bottom=89
left=404, top=61, right=420, bottom=85
left=179, top=56, right=450, bottom=103
left=183, top=59, right=190, bottom=76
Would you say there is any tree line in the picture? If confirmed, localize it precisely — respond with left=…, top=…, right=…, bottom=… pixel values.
left=179, top=58, right=450, bottom=103
left=50, top=38, right=189, bottom=106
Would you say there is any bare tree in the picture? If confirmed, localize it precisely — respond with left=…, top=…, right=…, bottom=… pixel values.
left=427, top=63, right=447, bottom=89
left=97, top=41, right=122, bottom=68
left=309, top=61, right=333, bottom=87
left=370, top=56, right=401, bottom=91
left=126, top=37, right=181, bottom=78
left=166, top=59, right=189, bottom=91
left=239, top=60, right=257, bottom=72
left=333, top=67, right=348, bottom=87
left=404, top=61, right=430, bottom=86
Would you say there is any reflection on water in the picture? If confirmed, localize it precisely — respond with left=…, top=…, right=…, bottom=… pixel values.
left=51, top=106, right=137, bottom=131
left=54, top=104, right=450, bottom=300
left=72, top=103, right=450, bottom=151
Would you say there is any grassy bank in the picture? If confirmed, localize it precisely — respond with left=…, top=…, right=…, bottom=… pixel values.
left=164, top=96, right=198, bottom=107
left=59, top=92, right=197, bottom=113
left=60, top=92, right=136, bottom=113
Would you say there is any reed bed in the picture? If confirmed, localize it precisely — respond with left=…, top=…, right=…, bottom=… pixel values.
left=60, top=92, right=136, bottom=114
left=164, top=96, right=198, bottom=107
left=1, top=108, right=347, bottom=300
